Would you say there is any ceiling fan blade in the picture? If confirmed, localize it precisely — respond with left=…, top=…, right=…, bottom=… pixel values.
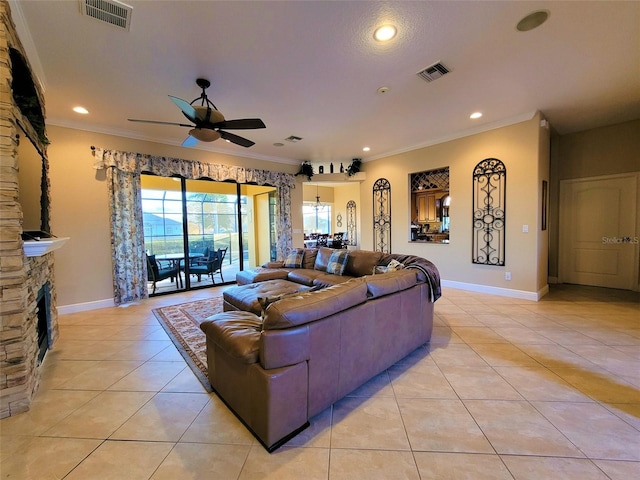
left=212, top=118, right=266, bottom=130
left=128, top=118, right=192, bottom=127
left=218, top=130, right=255, bottom=148
left=182, top=135, right=199, bottom=147
left=168, top=95, right=198, bottom=123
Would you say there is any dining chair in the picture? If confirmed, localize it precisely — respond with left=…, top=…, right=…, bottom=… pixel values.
left=316, top=234, right=329, bottom=247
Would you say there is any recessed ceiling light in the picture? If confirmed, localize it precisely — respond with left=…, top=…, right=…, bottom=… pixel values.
left=273, top=142, right=284, bottom=147
left=73, top=106, right=89, bottom=114
left=516, top=10, right=549, bottom=32
left=363, top=147, right=371, bottom=152
left=374, top=25, right=397, bottom=42
left=470, top=112, right=483, bottom=119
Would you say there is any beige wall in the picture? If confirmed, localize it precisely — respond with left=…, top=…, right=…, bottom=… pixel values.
left=361, top=114, right=547, bottom=295
left=48, top=114, right=550, bottom=308
left=47, top=125, right=300, bottom=307
left=558, top=119, right=640, bottom=180
left=332, top=184, right=360, bottom=244
left=302, top=184, right=334, bottom=203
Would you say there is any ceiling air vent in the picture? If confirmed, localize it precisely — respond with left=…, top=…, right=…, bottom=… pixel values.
left=416, top=62, right=450, bottom=83
left=80, top=0, right=133, bottom=31
left=284, top=135, right=303, bottom=143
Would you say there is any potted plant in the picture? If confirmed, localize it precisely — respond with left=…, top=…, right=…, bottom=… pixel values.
left=346, top=158, right=362, bottom=177
left=295, top=161, right=314, bottom=181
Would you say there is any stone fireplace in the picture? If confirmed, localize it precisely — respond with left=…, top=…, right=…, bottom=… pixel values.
left=0, top=0, right=59, bottom=418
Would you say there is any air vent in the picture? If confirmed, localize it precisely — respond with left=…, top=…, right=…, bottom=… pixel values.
left=284, top=135, right=303, bottom=143
left=80, top=0, right=133, bottom=31
left=416, top=62, right=450, bottom=83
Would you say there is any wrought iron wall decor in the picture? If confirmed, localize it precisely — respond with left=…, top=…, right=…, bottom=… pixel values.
left=472, top=158, right=506, bottom=266
left=373, top=178, right=391, bottom=253
left=346, top=200, right=357, bottom=246
left=410, top=167, right=449, bottom=191
left=336, top=213, right=343, bottom=228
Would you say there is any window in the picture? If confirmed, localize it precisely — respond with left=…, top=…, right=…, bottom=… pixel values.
left=140, top=175, right=277, bottom=295
left=302, top=203, right=332, bottom=234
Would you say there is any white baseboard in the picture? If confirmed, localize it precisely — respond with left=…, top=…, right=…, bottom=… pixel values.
left=57, top=298, right=116, bottom=314
left=442, top=280, right=549, bottom=301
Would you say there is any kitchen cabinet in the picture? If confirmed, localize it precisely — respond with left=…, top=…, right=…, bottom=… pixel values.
left=416, top=192, right=438, bottom=223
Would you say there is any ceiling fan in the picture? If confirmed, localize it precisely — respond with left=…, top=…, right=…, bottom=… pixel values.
left=128, top=78, right=265, bottom=148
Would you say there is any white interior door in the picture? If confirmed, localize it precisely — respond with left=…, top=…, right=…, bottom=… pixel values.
left=559, top=174, right=639, bottom=290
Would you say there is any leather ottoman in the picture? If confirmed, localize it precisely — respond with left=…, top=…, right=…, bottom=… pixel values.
left=223, top=279, right=311, bottom=315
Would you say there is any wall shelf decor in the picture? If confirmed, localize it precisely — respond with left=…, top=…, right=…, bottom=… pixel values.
left=373, top=178, right=391, bottom=253
left=346, top=200, right=357, bottom=246
left=472, top=158, right=506, bottom=266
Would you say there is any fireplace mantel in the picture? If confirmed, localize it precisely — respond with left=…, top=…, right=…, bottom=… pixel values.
left=23, top=237, right=69, bottom=257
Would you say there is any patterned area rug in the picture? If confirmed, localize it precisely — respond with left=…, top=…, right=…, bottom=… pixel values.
left=152, top=296, right=224, bottom=392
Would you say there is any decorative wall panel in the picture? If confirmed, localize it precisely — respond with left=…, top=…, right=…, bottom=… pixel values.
left=472, top=158, right=506, bottom=266
left=346, top=200, right=356, bottom=246
left=373, top=178, right=391, bottom=253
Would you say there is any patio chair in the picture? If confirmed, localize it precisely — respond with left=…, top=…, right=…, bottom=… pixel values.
left=190, top=247, right=227, bottom=283
left=146, top=254, right=179, bottom=294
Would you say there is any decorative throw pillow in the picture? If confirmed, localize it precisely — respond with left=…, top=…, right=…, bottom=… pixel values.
left=326, top=250, right=349, bottom=275
left=283, top=248, right=304, bottom=268
left=375, top=259, right=405, bottom=274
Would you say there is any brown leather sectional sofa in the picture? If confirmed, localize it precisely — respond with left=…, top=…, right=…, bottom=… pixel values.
left=200, top=248, right=441, bottom=451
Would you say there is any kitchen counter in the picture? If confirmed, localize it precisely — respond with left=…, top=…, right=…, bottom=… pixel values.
left=412, top=233, right=449, bottom=244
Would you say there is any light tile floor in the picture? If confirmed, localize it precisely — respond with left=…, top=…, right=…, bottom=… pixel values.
left=1, top=284, right=639, bottom=479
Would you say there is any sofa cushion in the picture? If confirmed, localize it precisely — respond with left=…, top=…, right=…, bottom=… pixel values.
left=302, top=248, right=318, bottom=269
left=287, top=268, right=325, bottom=286
left=326, top=249, right=349, bottom=275
left=200, top=311, right=262, bottom=364
left=345, top=249, right=384, bottom=277
left=284, top=248, right=304, bottom=268
left=263, top=278, right=368, bottom=330
left=365, top=269, right=418, bottom=299
left=313, top=247, right=334, bottom=272
left=312, top=273, right=356, bottom=288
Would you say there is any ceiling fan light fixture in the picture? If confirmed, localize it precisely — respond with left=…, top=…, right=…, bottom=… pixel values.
left=189, top=128, right=220, bottom=142
left=193, top=105, right=225, bottom=123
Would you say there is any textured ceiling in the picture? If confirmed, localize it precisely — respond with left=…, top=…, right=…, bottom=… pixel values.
left=10, top=0, right=640, bottom=165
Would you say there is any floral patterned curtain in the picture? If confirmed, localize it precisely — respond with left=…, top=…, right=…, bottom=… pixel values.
left=94, top=147, right=295, bottom=305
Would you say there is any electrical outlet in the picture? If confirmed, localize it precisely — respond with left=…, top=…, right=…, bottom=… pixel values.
left=505, top=272, right=512, bottom=281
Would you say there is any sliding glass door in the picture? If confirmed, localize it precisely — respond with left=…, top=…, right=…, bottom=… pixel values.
left=141, top=175, right=277, bottom=295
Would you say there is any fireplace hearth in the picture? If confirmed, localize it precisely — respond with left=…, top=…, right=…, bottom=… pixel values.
left=36, top=282, right=51, bottom=365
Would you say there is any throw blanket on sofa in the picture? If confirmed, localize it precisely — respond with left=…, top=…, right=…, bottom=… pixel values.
left=385, top=254, right=442, bottom=302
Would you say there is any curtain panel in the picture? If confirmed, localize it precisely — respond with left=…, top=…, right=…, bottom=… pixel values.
left=94, top=147, right=295, bottom=305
